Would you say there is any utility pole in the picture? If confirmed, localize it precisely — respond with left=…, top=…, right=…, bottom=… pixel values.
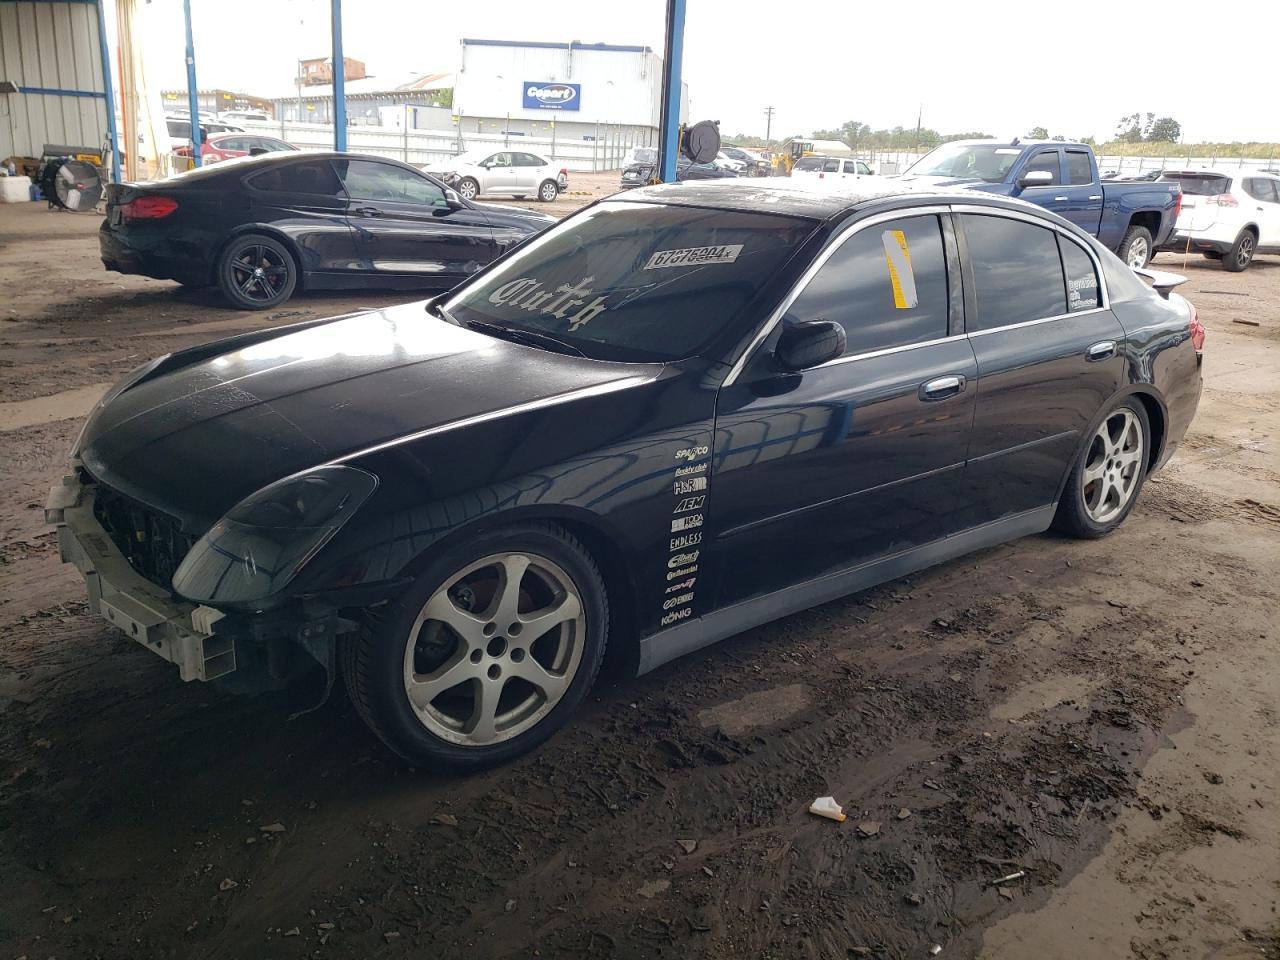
left=764, top=105, right=774, bottom=146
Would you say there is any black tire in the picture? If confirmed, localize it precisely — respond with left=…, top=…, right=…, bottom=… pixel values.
left=538, top=179, right=559, bottom=202
left=1053, top=397, right=1151, bottom=539
left=1222, top=229, right=1256, bottom=272
left=342, top=522, right=609, bottom=769
left=216, top=234, right=296, bottom=310
left=1116, top=225, right=1154, bottom=269
left=456, top=177, right=479, bottom=201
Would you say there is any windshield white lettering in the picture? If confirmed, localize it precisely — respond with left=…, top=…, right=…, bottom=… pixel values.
left=487, top=275, right=610, bottom=331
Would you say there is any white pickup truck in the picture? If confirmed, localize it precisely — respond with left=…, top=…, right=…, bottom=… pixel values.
left=788, top=155, right=887, bottom=191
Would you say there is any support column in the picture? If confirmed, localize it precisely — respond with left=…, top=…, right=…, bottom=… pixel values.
left=182, top=0, right=201, bottom=167
left=657, top=0, right=686, bottom=183
left=331, top=0, right=346, bottom=151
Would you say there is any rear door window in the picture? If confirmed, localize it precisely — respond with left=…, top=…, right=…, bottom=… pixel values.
left=793, top=157, right=824, bottom=173
left=247, top=159, right=344, bottom=197
left=1058, top=236, right=1101, bottom=312
left=1066, top=151, right=1093, bottom=185
left=786, top=215, right=951, bottom=356
left=1244, top=178, right=1280, bottom=203
left=961, top=214, right=1067, bottom=330
left=822, top=159, right=840, bottom=173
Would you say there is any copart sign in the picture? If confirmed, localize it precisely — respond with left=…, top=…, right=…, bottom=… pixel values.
left=523, top=82, right=581, bottom=111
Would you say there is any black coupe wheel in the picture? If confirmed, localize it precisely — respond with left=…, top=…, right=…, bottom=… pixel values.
left=1223, top=229, right=1256, bottom=272
left=216, top=234, right=296, bottom=310
left=342, top=522, right=609, bottom=769
left=1054, top=397, right=1151, bottom=539
left=538, top=179, right=559, bottom=202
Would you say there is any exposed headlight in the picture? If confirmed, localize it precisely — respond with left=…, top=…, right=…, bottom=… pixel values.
left=172, top=465, right=378, bottom=606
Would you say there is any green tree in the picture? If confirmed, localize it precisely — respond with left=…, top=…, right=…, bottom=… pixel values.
left=1027, top=125, right=1049, bottom=139
left=1115, top=112, right=1144, bottom=143
left=1148, top=117, right=1181, bottom=142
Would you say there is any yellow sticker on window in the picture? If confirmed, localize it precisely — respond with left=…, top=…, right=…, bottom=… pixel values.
left=881, top=229, right=919, bottom=309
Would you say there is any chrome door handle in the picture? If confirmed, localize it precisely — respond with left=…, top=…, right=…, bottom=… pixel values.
left=1086, top=340, right=1117, bottom=361
left=919, top=375, right=966, bottom=401
left=1054, top=196, right=1069, bottom=201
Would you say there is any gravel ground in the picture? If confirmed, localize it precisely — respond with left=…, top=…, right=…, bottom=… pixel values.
left=0, top=189, right=1277, bottom=960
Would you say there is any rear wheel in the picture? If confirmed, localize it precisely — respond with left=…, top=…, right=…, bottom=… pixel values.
left=1223, top=229, right=1256, bottom=272
left=343, top=522, right=608, bottom=769
left=216, top=234, right=296, bottom=310
left=538, top=179, right=559, bottom=202
left=1117, top=226, right=1153, bottom=269
left=1054, top=398, right=1150, bottom=539
left=457, top=177, right=479, bottom=201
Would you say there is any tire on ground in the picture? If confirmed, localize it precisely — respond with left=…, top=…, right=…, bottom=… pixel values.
left=457, top=177, right=479, bottom=201
left=1053, top=396, right=1151, bottom=540
left=1222, top=228, right=1256, bottom=272
left=1116, top=225, right=1154, bottom=269
left=215, top=233, right=297, bottom=310
left=538, top=179, right=559, bottom=202
left=342, top=521, right=609, bottom=769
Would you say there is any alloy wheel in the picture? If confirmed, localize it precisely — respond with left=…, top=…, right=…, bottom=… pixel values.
left=402, top=552, right=585, bottom=746
left=1237, top=235, right=1254, bottom=268
left=458, top=180, right=478, bottom=200
left=1126, top=236, right=1149, bottom=269
left=228, top=244, right=289, bottom=302
left=1082, top=408, right=1144, bottom=524
left=540, top=181, right=557, bottom=201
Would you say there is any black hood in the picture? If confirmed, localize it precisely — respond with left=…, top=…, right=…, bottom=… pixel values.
left=79, top=301, right=653, bottom=522
left=473, top=201, right=556, bottom=230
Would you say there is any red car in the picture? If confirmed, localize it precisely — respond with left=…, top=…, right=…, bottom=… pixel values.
left=174, top=133, right=298, bottom=163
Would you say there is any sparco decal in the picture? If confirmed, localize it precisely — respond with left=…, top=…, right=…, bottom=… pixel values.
left=674, top=476, right=708, bottom=495
left=670, top=531, right=702, bottom=551
left=668, top=550, right=700, bottom=568
left=663, top=592, right=695, bottom=610
left=671, top=514, right=703, bottom=532
left=667, top=564, right=698, bottom=580
left=673, top=496, right=706, bottom=514
left=661, top=607, right=693, bottom=626
left=675, top=445, right=709, bottom=461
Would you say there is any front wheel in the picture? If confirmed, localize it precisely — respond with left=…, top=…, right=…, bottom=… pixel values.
left=1053, top=398, right=1150, bottom=539
left=1117, top=226, right=1153, bottom=269
left=538, top=179, right=559, bottom=202
left=216, top=234, right=296, bottom=310
left=342, top=523, right=609, bottom=769
left=456, top=177, right=479, bottom=201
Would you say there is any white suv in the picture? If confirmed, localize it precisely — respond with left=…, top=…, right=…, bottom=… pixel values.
left=425, top=150, right=568, bottom=203
left=789, top=155, right=886, bottom=190
left=1157, top=168, right=1280, bottom=271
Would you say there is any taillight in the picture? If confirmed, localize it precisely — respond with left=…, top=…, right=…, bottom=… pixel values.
left=119, top=195, right=179, bottom=221
left=1207, top=193, right=1238, bottom=208
left=1173, top=191, right=1182, bottom=219
left=1188, top=301, right=1205, bottom=352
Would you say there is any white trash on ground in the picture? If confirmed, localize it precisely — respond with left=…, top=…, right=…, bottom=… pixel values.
left=808, top=796, right=847, bottom=822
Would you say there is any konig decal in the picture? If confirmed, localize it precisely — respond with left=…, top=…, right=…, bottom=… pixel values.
left=523, top=81, right=581, bottom=111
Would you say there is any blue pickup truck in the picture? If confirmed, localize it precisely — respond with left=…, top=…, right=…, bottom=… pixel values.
left=899, top=140, right=1180, bottom=268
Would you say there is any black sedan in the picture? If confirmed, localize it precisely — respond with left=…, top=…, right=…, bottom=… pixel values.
left=619, top=155, right=737, bottom=189
left=99, top=152, right=554, bottom=310
left=51, top=183, right=1203, bottom=768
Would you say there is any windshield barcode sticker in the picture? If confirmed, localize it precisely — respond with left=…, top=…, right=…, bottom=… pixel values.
left=644, top=244, right=744, bottom=270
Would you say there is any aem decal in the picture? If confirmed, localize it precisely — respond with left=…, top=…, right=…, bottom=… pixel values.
left=523, top=81, right=581, bottom=112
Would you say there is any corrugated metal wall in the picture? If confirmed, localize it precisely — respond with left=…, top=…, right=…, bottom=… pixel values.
left=0, top=0, right=107, bottom=160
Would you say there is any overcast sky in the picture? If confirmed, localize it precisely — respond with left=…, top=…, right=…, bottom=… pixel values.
left=141, top=0, right=1277, bottom=144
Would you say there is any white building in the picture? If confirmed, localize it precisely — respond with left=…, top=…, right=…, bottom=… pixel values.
left=452, top=38, right=688, bottom=147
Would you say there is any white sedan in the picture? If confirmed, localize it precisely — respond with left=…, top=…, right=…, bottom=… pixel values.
left=425, top=150, right=569, bottom=202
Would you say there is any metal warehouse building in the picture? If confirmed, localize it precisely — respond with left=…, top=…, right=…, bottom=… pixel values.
left=0, top=0, right=113, bottom=164
left=452, top=38, right=688, bottom=146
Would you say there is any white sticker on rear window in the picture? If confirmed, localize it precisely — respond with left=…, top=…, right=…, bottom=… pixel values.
left=644, top=244, right=744, bottom=270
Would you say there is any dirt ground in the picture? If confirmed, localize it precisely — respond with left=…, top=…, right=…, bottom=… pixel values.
left=0, top=183, right=1277, bottom=960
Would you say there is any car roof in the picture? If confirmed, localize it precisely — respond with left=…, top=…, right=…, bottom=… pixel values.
left=614, top=179, right=1064, bottom=222
left=1161, top=167, right=1273, bottom=179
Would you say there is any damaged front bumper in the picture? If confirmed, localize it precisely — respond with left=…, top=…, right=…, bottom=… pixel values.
left=45, top=473, right=236, bottom=682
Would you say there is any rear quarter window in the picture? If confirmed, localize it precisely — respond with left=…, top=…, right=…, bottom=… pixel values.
left=961, top=215, right=1067, bottom=330
left=247, top=159, right=344, bottom=197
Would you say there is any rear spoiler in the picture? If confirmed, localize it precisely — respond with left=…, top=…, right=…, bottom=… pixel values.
left=1132, top=266, right=1188, bottom=300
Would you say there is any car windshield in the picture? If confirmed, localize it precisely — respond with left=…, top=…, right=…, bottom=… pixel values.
left=632, top=148, right=658, bottom=164
left=907, top=143, right=1022, bottom=182
left=442, top=200, right=815, bottom=363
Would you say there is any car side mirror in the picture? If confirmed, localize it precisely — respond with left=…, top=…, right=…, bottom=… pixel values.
left=444, top=188, right=464, bottom=209
left=777, top=320, right=846, bottom=371
left=1018, top=170, right=1054, bottom=189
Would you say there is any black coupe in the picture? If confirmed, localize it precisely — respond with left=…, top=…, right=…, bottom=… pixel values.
left=99, top=152, right=555, bottom=310
left=52, top=182, right=1203, bottom=768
